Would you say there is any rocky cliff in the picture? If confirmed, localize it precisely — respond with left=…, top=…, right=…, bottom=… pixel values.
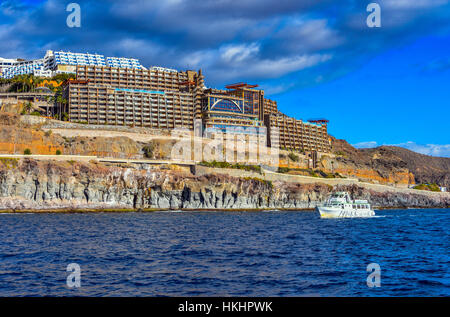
left=0, top=112, right=142, bottom=158
left=0, top=159, right=448, bottom=211
left=360, top=146, right=450, bottom=188
left=328, top=137, right=415, bottom=186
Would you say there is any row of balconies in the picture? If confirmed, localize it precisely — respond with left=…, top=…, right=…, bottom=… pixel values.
left=71, top=96, right=194, bottom=104
left=71, top=111, right=193, bottom=122
left=83, top=75, right=181, bottom=82
left=70, top=108, right=193, bottom=117
left=79, top=69, right=186, bottom=78
left=70, top=114, right=192, bottom=124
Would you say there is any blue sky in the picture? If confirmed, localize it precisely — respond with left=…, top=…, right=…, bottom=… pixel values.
left=1, top=0, right=449, bottom=156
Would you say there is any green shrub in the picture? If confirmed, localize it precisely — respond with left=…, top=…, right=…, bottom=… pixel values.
left=142, top=143, right=156, bottom=158
left=56, top=150, right=62, bottom=155
left=277, top=167, right=290, bottom=173
left=288, top=152, right=299, bottom=162
left=24, top=148, right=31, bottom=155
left=428, top=183, right=441, bottom=192
left=309, top=171, right=319, bottom=177
left=200, top=161, right=262, bottom=173
left=414, top=183, right=441, bottom=192
left=242, top=177, right=273, bottom=188
left=0, top=158, right=18, bottom=169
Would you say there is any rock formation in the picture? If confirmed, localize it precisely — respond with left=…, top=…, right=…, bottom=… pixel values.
left=0, top=159, right=448, bottom=211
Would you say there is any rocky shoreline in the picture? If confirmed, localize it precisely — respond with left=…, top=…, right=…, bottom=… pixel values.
left=0, top=159, right=448, bottom=212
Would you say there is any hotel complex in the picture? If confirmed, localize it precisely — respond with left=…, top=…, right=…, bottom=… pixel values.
left=1, top=50, right=331, bottom=153
left=0, top=50, right=145, bottom=79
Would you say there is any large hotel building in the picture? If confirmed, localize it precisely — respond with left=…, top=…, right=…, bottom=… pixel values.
left=1, top=49, right=330, bottom=153
left=62, top=64, right=331, bottom=153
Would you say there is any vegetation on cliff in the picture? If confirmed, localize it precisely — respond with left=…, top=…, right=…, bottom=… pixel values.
left=200, top=161, right=262, bottom=174
left=277, top=166, right=343, bottom=178
left=413, top=183, right=441, bottom=192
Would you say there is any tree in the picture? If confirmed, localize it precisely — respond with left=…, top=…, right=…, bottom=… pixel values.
left=22, top=101, right=33, bottom=115
left=24, top=148, right=32, bottom=155
left=55, top=94, right=68, bottom=120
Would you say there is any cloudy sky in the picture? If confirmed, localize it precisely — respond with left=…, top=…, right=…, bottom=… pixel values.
left=1, top=0, right=449, bottom=156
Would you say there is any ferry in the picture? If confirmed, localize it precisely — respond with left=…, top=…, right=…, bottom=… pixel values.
left=316, top=192, right=375, bottom=218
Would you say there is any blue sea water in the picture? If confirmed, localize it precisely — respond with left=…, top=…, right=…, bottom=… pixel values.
left=0, top=208, right=448, bottom=297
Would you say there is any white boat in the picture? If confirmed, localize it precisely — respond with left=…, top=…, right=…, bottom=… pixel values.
left=316, top=192, right=375, bottom=218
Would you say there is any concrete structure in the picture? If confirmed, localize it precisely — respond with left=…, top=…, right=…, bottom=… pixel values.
left=265, top=113, right=330, bottom=153
left=202, top=86, right=265, bottom=136
left=45, top=50, right=145, bottom=73
left=62, top=66, right=204, bottom=129
left=0, top=59, right=48, bottom=79
left=0, top=57, right=19, bottom=77
left=61, top=65, right=331, bottom=152
left=2, top=49, right=331, bottom=153
left=0, top=50, right=146, bottom=79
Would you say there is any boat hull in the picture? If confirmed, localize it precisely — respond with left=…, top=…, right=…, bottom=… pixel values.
left=316, top=206, right=375, bottom=218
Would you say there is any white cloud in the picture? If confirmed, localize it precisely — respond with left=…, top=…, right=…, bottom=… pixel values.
left=241, top=53, right=332, bottom=79
left=181, top=41, right=332, bottom=83
left=382, top=0, right=449, bottom=9
left=390, top=141, right=450, bottom=157
left=220, top=43, right=260, bottom=63
left=352, top=141, right=378, bottom=148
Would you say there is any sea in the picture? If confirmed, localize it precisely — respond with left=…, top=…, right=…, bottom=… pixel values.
left=0, top=208, right=448, bottom=296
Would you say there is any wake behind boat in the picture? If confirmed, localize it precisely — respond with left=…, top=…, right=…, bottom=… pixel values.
left=316, top=192, right=375, bottom=218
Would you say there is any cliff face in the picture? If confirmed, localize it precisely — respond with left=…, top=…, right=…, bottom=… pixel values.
left=0, top=159, right=448, bottom=211
left=361, top=146, right=450, bottom=188
left=0, top=113, right=142, bottom=158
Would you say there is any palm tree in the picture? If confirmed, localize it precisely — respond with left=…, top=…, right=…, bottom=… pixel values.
left=23, top=101, right=33, bottom=114
left=29, top=75, right=40, bottom=91
left=13, top=75, right=25, bottom=92
left=56, top=94, right=64, bottom=120
left=46, top=95, right=56, bottom=117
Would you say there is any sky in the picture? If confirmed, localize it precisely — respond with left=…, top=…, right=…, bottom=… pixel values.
left=0, top=0, right=449, bottom=156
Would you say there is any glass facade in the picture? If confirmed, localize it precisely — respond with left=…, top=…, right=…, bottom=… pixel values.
left=209, top=97, right=244, bottom=113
